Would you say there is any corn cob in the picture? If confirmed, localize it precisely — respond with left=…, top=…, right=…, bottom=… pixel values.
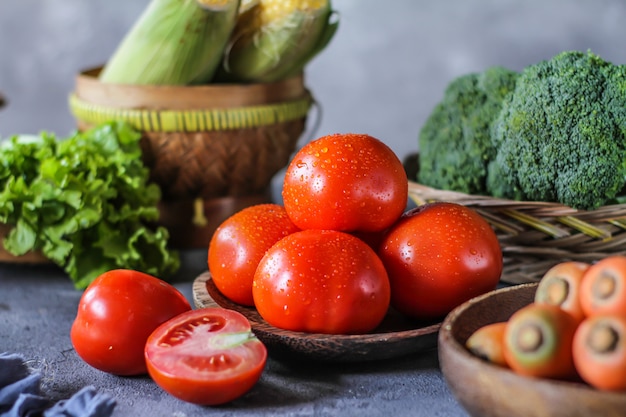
left=99, top=0, right=240, bottom=85
left=216, top=0, right=338, bottom=83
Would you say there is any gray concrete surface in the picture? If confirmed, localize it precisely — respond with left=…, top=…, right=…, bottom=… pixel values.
left=0, top=251, right=464, bottom=417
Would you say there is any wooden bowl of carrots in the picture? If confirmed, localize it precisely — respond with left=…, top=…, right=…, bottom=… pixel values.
left=439, top=256, right=626, bottom=417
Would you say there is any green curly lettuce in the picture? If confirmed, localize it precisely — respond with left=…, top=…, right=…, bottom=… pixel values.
left=0, top=121, right=179, bottom=289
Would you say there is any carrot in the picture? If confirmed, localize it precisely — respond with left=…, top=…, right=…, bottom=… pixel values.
left=579, top=255, right=626, bottom=317
left=573, top=314, right=626, bottom=391
left=466, top=322, right=508, bottom=367
left=534, top=261, right=589, bottom=323
left=503, top=303, right=578, bottom=380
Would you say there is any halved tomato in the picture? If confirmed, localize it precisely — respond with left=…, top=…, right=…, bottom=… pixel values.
left=145, top=308, right=267, bottom=405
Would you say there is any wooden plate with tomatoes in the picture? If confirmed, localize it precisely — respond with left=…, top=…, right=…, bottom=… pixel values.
left=192, top=272, right=441, bottom=362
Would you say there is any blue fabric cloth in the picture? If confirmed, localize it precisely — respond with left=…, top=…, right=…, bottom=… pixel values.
left=0, top=353, right=115, bottom=417
left=42, top=387, right=115, bottom=417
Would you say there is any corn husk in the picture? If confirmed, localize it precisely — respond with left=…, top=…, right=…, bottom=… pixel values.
left=217, top=0, right=338, bottom=83
left=99, top=0, right=240, bottom=85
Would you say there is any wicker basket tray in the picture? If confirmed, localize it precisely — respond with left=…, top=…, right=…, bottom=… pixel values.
left=69, top=67, right=312, bottom=201
left=408, top=181, right=626, bottom=284
left=68, top=67, right=314, bottom=248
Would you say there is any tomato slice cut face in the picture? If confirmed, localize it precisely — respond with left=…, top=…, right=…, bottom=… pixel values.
left=145, top=307, right=267, bottom=405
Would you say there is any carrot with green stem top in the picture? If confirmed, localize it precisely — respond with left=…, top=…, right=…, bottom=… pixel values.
left=503, top=303, right=578, bottom=380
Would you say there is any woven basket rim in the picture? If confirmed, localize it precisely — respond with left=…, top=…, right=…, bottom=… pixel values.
left=408, top=181, right=626, bottom=218
left=69, top=93, right=313, bottom=133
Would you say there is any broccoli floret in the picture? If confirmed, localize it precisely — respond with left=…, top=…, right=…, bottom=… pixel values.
left=417, top=66, right=518, bottom=194
left=489, top=50, right=626, bottom=210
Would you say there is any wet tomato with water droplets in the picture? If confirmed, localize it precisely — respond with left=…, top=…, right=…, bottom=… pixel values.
left=208, top=204, right=300, bottom=306
left=252, top=229, right=391, bottom=334
left=70, top=269, right=191, bottom=376
left=282, top=133, right=408, bottom=233
left=145, top=307, right=267, bottom=405
left=378, top=202, right=502, bottom=320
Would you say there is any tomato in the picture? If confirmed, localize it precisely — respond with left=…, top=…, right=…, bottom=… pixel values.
left=378, top=202, right=502, bottom=320
left=70, top=269, right=191, bottom=376
left=145, top=307, right=267, bottom=405
left=208, top=204, right=300, bottom=306
left=282, top=133, right=408, bottom=232
left=253, top=229, right=391, bottom=334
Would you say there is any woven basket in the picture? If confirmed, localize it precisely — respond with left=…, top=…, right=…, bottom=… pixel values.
left=68, top=67, right=314, bottom=248
left=408, top=181, right=626, bottom=285
left=69, top=67, right=312, bottom=200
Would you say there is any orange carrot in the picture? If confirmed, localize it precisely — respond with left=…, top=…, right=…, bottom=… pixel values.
left=579, top=256, right=626, bottom=317
left=573, top=314, right=626, bottom=391
left=534, top=261, right=589, bottom=323
left=466, top=322, right=508, bottom=367
left=503, top=303, right=578, bottom=380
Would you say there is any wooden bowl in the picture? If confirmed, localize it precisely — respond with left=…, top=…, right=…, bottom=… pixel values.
left=438, top=283, right=626, bottom=417
left=193, top=272, right=441, bottom=362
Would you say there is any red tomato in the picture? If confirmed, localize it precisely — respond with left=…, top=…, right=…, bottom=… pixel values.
left=145, top=308, right=267, bottom=405
left=208, top=204, right=300, bottom=306
left=70, top=269, right=191, bottom=376
left=378, top=202, right=502, bottom=320
left=253, top=229, right=391, bottom=334
left=282, top=133, right=408, bottom=232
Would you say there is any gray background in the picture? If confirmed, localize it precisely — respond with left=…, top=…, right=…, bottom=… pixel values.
left=2, top=0, right=626, bottom=164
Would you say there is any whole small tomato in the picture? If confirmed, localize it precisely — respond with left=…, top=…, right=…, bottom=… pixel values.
left=71, top=269, right=191, bottom=375
left=208, top=204, right=300, bottom=306
left=282, top=133, right=408, bottom=232
left=253, top=229, right=391, bottom=334
left=378, top=202, right=502, bottom=320
left=145, top=308, right=267, bottom=405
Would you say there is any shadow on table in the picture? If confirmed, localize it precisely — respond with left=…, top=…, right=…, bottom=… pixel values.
left=221, top=347, right=442, bottom=410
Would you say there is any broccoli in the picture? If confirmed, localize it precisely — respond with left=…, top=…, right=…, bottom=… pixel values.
left=417, top=66, right=518, bottom=194
left=489, top=50, right=626, bottom=210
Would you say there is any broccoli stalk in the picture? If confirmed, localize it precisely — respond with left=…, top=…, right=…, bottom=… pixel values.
left=489, top=50, right=626, bottom=210
left=417, top=66, right=518, bottom=194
